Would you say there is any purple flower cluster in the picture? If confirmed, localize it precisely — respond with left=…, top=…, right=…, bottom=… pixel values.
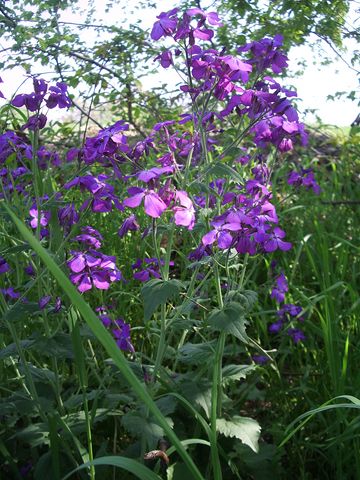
left=151, top=8, right=307, bottom=155
left=11, top=78, right=71, bottom=131
left=67, top=250, right=123, bottom=293
left=201, top=177, right=291, bottom=256
left=132, top=258, right=174, bottom=282
left=269, top=271, right=305, bottom=343
left=288, top=169, right=321, bottom=194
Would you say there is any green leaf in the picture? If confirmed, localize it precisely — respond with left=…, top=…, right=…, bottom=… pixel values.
left=33, top=333, right=74, bottom=359
left=121, top=412, right=173, bottom=446
left=141, top=278, right=183, bottom=321
left=208, top=302, right=249, bottom=343
left=0, top=337, right=38, bottom=359
left=61, top=456, right=162, bottom=480
left=222, top=364, right=255, bottom=385
left=178, top=341, right=216, bottom=365
left=180, top=380, right=212, bottom=418
left=217, top=416, right=261, bottom=453
left=225, top=290, right=258, bottom=310
left=1, top=302, right=40, bottom=327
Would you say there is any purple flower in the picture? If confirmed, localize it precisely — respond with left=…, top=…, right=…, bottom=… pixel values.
left=112, top=318, right=135, bottom=353
left=263, top=227, right=292, bottom=253
left=155, top=50, right=173, bottom=68
left=1, top=287, right=21, bottom=300
left=123, top=187, right=167, bottom=218
left=53, top=297, right=62, bottom=313
left=83, top=120, right=129, bottom=164
left=151, top=8, right=179, bottom=41
left=288, top=169, right=320, bottom=194
left=46, top=82, right=71, bottom=109
left=12, top=78, right=47, bottom=111
left=0, top=256, right=10, bottom=274
left=173, top=190, right=195, bottom=230
left=29, top=205, right=51, bottom=229
left=67, top=250, right=123, bottom=293
left=252, top=354, right=270, bottom=365
left=0, top=76, right=4, bottom=99
left=58, top=203, right=79, bottom=230
left=72, top=226, right=103, bottom=249
left=268, top=319, right=283, bottom=333
left=22, top=113, right=47, bottom=131
left=238, top=35, right=288, bottom=74
left=270, top=273, right=288, bottom=303
left=39, top=295, right=51, bottom=309
left=25, top=264, right=35, bottom=276
left=118, top=214, right=140, bottom=238
left=287, top=328, right=306, bottom=343
left=137, top=166, right=174, bottom=183
left=186, top=8, right=223, bottom=27
left=132, top=258, right=163, bottom=282
left=99, top=314, right=112, bottom=328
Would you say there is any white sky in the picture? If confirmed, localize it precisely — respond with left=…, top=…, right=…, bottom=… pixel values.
left=0, top=0, right=358, bottom=126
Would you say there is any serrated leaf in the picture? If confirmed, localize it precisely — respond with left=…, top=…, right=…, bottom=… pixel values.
left=225, top=290, right=258, bottom=310
left=217, top=416, right=261, bottom=452
left=222, top=364, right=255, bottom=385
left=141, top=279, right=183, bottom=321
left=180, top=380, right=212, bottom=418
left=178, top=341, right=216, bottom=365
left=208, top=302, right=249, bottom=343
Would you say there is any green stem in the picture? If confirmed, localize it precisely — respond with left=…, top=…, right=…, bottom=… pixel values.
left=153, top=224, right=174, bottom=379
left=209, top=264, right=225, bottom=480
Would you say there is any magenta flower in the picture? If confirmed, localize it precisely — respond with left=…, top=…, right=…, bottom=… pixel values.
left=186, top=8, right=223, bottom=26
left=67, top=250, right=123, bottom=293
left=151, top=8, right=179, bottom=40
left=29, top=205, right=51, bottom=229
left=172, top=190, right=195, bottom=230
left=123, top=187, right=167, bottom=218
